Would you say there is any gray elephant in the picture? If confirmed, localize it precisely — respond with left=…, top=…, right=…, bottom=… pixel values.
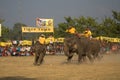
left=64, top=36, right=102, bottom=63
left=32, top=41, right=46, bottom=66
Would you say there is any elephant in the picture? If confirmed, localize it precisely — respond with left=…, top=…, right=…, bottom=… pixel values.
left=64, top=35, right=102, bottom=63
left=32, top=41, right=46, bottom=66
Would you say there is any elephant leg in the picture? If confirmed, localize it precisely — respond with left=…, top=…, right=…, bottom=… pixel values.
left=78, top=54, right=83, bottom=63
left=40, top=53, right=45, bottom=64
left=67, top=55, right=73, bottom=62
left=93, top=52, right=98, bottom=60
left=96, top=52, right=103, bottom=61
left=82, top=55, right=87, bottom=63
left=87, top=53, right=94, bottom=63
left=33, top=54, right=39, bottom=65
left=37, top=53, right=45, bottom=65
left=42, top=52, right=46, bottom=62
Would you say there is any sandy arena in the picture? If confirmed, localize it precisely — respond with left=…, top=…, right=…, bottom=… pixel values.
left=0, top=53, right=120, bottom=80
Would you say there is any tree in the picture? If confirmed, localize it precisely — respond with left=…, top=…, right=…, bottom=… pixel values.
left=112, top=11, right=120, bottom=37
left=100, top=11, right=120, bottom=38
left=11, top=23, right=26, bottom=40
left=1, top=26, right=10, bottom=41
left=112, top=10, right=120, bottom=22
left=0, top=19, right=10, bottom=41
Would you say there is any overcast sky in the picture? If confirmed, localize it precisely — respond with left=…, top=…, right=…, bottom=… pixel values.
left=0, top=0, right=120, bottom=28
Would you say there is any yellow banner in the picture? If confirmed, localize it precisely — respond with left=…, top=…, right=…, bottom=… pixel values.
left=21, top=40, right=32, bottom=46
left=45, top=38, right=64, bottom=44
left=0, top=38, right=65, bottom=46
left=96, top=36, right=120, bottom=42
left=22, top=27, right=54, bottom=33
left=0, top=42, right=12, bottom=46
left=54, top=38, right=65, bottom=42
left=36, top=18, right=53, bottom=28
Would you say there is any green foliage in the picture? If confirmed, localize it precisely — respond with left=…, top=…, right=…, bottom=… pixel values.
left=11, top=23, right=27, bottom=40
left=0, top=19, right=10, bottom=41
left=100, top=11, right=120, bottom=38
left=112, top=10, right=120, bottom=37
left=112, top=10, right=120, bottom=21
left=1, top=26, right=10, bottom=41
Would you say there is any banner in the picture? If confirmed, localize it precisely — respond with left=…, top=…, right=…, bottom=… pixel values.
left=36, top=18, right=53, bottom=28
left=54, top=38, right=65, bottom=42
left=45, top=38, right=64, bottom=44
left=96, top=36, right=120, bottom=42
left=22, top=27, right=54, bottom=33
left=0, top=42, right=12, bottom=46
left=21, top=40, right=32, bottom=46
left=0, top=24, right=1, bottom=37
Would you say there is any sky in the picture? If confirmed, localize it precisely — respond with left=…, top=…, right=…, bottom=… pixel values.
left=0, top=0, right=120, bottom=28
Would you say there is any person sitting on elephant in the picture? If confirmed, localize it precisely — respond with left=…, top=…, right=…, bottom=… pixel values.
left=83, top=28, right=92, bottom=39
left=39, top=34, right=46, bottom=45
left=66, top=26, right=76, bottom=34
left=65, top=26, right=76, bottom=38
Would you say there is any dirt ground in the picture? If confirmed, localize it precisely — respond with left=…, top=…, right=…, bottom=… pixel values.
left=0, top=53, right=120, bottom=80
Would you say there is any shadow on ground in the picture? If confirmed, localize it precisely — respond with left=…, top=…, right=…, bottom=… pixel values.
left=0, top=76, right=36, bottom=80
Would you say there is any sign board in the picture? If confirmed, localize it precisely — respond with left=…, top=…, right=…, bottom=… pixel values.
left=22, top=27, right=54, bottom=33
left=96, top=36, right=120, bottom=42
left=36, top=18, right=53, bottom=28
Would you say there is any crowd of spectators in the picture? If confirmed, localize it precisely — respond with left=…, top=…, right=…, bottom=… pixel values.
left=101, top=42, right=120, bottom=54
left=0, top=41, right=119, bottom=57
left=0, top=45, right=33, bottom=56
left=0, top=42, right=64, bottom=57
left=46, top=43, right=64, bottom=55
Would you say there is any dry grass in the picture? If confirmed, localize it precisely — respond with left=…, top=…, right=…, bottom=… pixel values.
left=0, top=54, right=120, bottom=80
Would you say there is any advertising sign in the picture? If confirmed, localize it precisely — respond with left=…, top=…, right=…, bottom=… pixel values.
left=36, top=18, right=53, bottom=28
left=22, top=27, right=54, bottom=33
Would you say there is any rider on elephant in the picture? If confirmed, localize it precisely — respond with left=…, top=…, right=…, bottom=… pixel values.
left=65, top=26, right=77, bottom=38
left=66, top=26, right=76, bottom=34
left=83, top=27, right=92, bottom=39
left=38, top=34, right=46, bottom=45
